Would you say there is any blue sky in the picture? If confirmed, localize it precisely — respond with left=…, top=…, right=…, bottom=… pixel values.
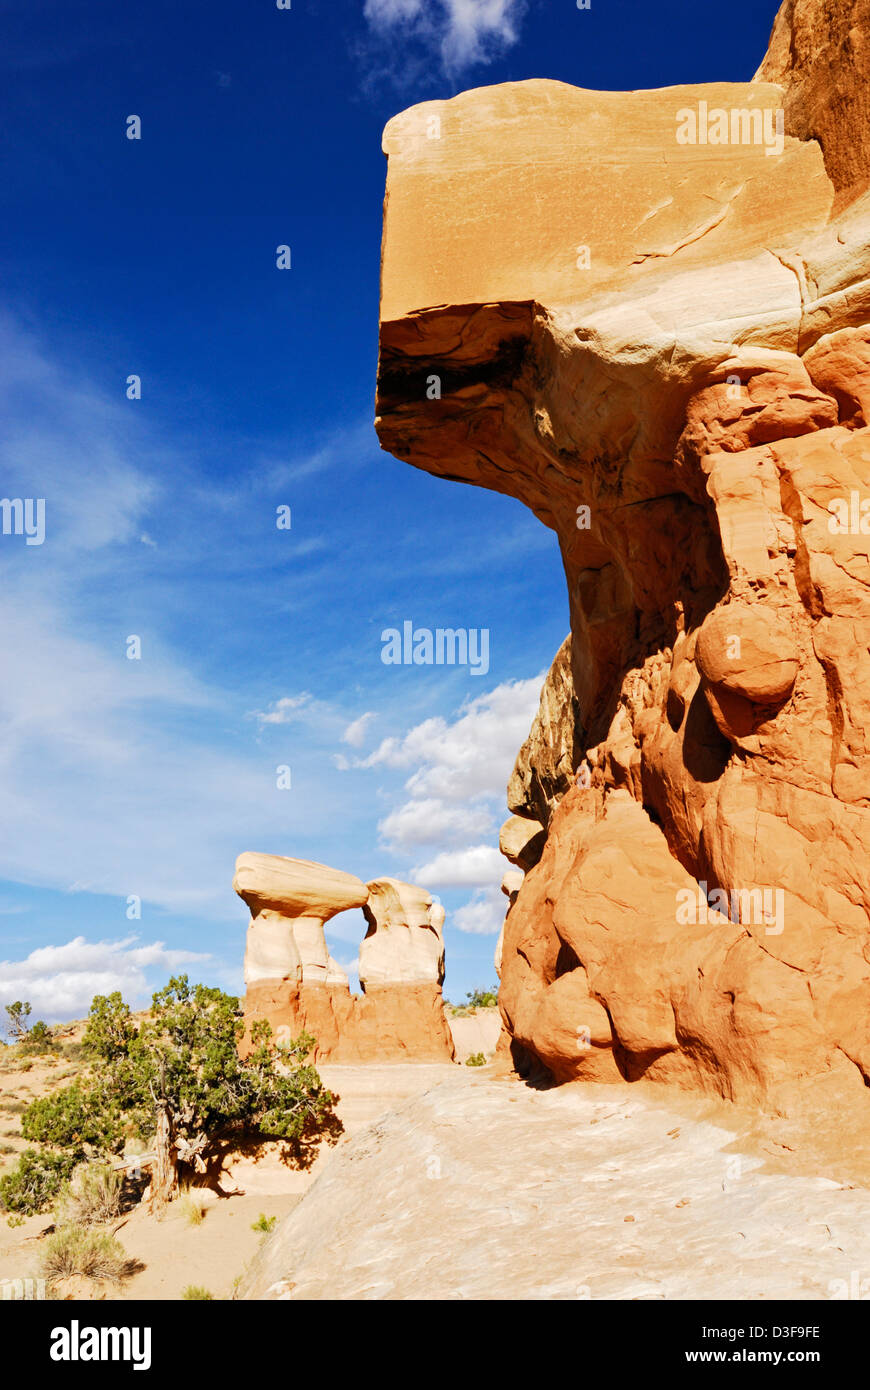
left=0, top=0, right=781, bottom=1020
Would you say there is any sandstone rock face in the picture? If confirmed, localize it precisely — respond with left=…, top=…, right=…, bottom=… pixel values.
left=375, top=4, right=870, bottom=1111
left=360, top=878, right=446, bottom=987
left=500, top=868, right=524, bottom=900
left=507, top=637, right=577, bottom=826
left=235, top=854, right=454, bottom=1064
left=499, top=814, right=546, bottom=871
left=756, top=0, right=870, bottom=214
left=234, top=852, right=368, bottom=988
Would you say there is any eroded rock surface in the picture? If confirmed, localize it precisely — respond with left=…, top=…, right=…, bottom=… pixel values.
left=375, top=2, right=870, bottom=1112
left=757, top=0, right=870, bottom=214
left=235, top=854, right=454, bottom=1063
left=241, top=1077, right=870, bottom=1300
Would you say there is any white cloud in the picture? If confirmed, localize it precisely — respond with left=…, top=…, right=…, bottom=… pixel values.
left=365, top=0, right=423, bottom=20
left=249, top=694, right=312, bottom=726
left=0, top=936, right=209, bottom=1022
left=363, top=0, right=525, bottom=75
left=380, top=799, right=494, bottom=850
left=453, top=883, right=505, bottom=935
left=342, top=676, right=542, bottom=918
left=413, top=844, right=504, bottom=887
left=342, top=711, right=376, bottom=748
left=364, top=677, right=541, bottom=870
left=0, top=317, right=157, bottom=557
left=365, top=677, right=542, bottom=803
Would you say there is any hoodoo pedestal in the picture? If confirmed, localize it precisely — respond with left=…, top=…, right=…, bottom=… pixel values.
left=235, top=852, right=454, bottom=1063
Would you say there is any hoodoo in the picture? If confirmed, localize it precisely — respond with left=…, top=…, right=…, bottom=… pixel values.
left=235, top=852, right=455, bottom=1063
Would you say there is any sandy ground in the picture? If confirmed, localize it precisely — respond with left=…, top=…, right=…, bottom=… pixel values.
left=0, top=1011, right=501, bottom=1301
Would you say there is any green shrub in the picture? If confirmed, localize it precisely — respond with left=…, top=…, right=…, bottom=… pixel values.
left=251, top=1212, right=277, bottom=1233
left=21, top=1080, right=126, bottom=1154
left=465, top=987, right=499, bottom=1009
left=0, top=1148, right=78, bottom=1216
left=3, top=1002, right=31, bottom=1041
left=182, top=1285, right=214, bottom=1300
left=41, top=1225, right=128, bottom=1284
left=26, top=977, right=340, bottom=1210
left=465, top=1052, right=486, bottom=1067
left=55, top=1162, right=122, bottom=1227
left=20, top=1021, right=57, bottom=1055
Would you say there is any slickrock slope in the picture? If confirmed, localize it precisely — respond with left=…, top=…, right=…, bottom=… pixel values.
left=241, top=1077, right=870, bottom=1300
left=235, top=854, right=454, bottom=1063
left=375, top=1, right=870, bottom=1112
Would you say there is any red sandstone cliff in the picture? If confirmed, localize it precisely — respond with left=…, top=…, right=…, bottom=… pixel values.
left=375, top=0, right=870, bottom=1112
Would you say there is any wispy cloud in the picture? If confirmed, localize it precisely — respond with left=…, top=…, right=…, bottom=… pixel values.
left=249, top=694, right=313, bottom=727
left=362, top=0, right=526, bottom=80
left=0, top=316, right=374, bottom=923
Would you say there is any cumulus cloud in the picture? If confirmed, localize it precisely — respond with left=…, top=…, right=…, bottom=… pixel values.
left=363, top=678, right=541, bottom=884
left=453, top=883, right=506, bottom=935
left=341, top=675, right=542, bottom=932
left=364, top=677, right=542, bottom=805
left=0, top=936, right=209, bottom=1022
left=365, top=677, right=541, bottom=864
left=363, top=0, right=526, bottom=77
left=380, top=799, right=494, bottom=851
left=413, top=844, right=504, bottom=887
left=342, top=711, right=376, bottom=748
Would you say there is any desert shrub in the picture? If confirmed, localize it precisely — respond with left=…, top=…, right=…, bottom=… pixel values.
left=55, top=1162, right=122, bottom=1228
left=20, top=978, right=339, bottom=1209
left=465, top=987, right=499, bottom=1009
left=0, top=1148, right=78, bottom=1215
left=465, top=1052, right=486, bottom=1067
left=251, top=1212, right=276, bottom=1233
left=179, top=1191, right=208, bottom=1227
left=20, top=1021, right=57, bottom=1056
left=21, top=1080, right=127, bottom=1155
left=3, top=1002, right=31, bottom=1041
left=41, top=1225, right=127, bottom=1284
left=182, top=1285, right=214, bottom=1300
